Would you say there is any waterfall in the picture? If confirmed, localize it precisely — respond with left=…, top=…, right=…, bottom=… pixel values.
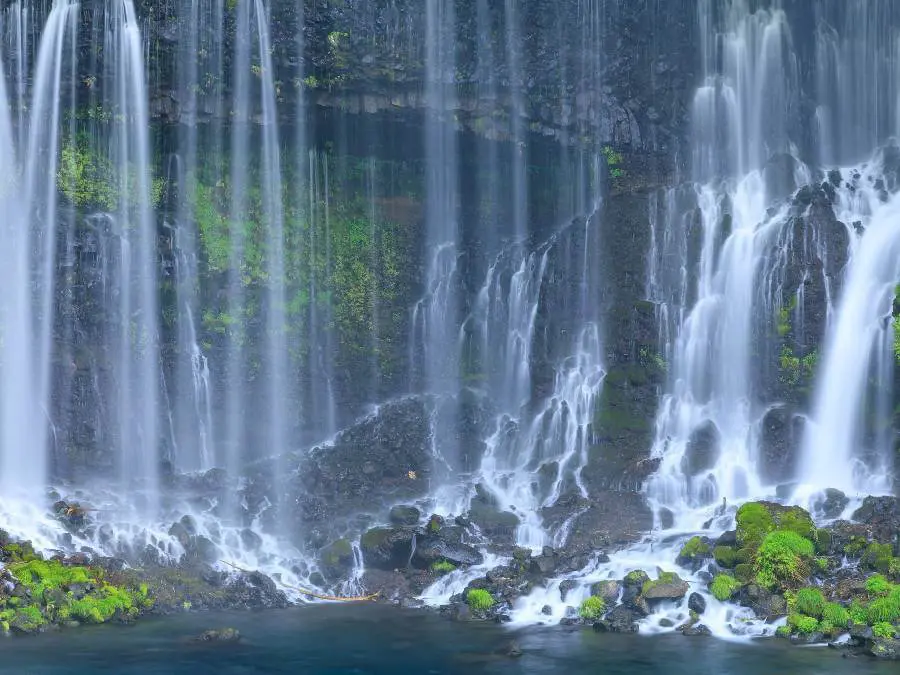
left=798, top=154, right=900, bottom=497
left=0, top=0, right=79, bottom=499
left=413, top=0, right=463, bottom=500
left=644, top=0, right=800, bottom=520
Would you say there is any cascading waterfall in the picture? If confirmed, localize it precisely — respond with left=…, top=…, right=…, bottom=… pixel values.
left=107, top=0, right=160, bottom=505
left=0, top=0, right=79, bottom=499
left=645, top=0, right=799, bottom=520
left=798, top=154, right=900, bottom=497
left=413, top=0, right=463, bottom=502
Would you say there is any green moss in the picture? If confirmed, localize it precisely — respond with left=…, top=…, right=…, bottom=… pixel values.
left=794, top=587, right=826, bottom=618
left=866, top=574, right=893, bottom=596
left=679, top=536, right=709, bottom=561
left=714, top=546, right=738, bottom=568
left=843, top=536, right=868, bottom=557
left=11, top=559, right=92, bottom=597
left=754, top=530, right=815, bottom=589
left=5, top=550, right=152, bottom=630
left=775, top=624, right=792, bottom=638
left=710, top=574, right=740, bottom=601
left=873, top=622, right=897, bottom=638
left=862, top=543, right=896, bottom=574
left=625, top=570, right=649, bottom=585
left=779, top=346, right=818, bottom=387
left=787, top=613, right=819, bottom=634
left=466, top=589, right=494, bottom=611
left=893, top=315, right=900, bottom=364
left=641, top=571, right=681, bottom=596
left=736, top=502, right=775, bottom=548
left=12, top=605, right=45, bottom=632
left=579, top=595, right=606, bottom=620
left=430, top=560, right=456, bottom=575
left=602, top=145, right=625, bottom=179
left=734, top=563, right=753, bottom=583
left=821, top=602, right=850, bottom=627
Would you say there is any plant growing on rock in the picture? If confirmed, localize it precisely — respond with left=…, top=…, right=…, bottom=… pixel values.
left=794, top=587, right=826, bottom=618
left=678, top=536, right=709, bottom=561
left=754, top=530, right=814, bottom=589
left=873, top=622, right=897, bottom=639
left=579, top=595, right=606, bottom=620
left=787, top=613, right=819, bottom=634
left=466, top=589, right=494, bottom=611
left=821, top=602, right=850, bottom=627
left=710, top=574, right=740, bottom=601
left=430, top=560, right=456, bottom=575
left=866, top=574, right=893, bottom=596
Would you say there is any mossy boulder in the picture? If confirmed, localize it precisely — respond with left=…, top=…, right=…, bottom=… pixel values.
left=359, top=527, right=414, bottom=571
left=318, top=539, right=356, bottom=582
left=735, top=501, right=816, bottom=549
left=676, top=536, right=711, bottom=566
left=641, top=571, right=689, bottom=601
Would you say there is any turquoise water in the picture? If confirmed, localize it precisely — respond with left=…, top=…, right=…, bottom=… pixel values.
left=0, top=605, right=888, bottom=674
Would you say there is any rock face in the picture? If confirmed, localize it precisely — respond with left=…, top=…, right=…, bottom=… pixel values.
left=241, top=396, right=432, bottom=545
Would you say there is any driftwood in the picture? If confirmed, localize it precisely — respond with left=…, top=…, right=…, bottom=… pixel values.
left=219, top=560, right=379, bottom=602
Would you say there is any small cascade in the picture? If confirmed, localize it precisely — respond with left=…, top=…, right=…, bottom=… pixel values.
left=798, top=154, right=900, bottom=497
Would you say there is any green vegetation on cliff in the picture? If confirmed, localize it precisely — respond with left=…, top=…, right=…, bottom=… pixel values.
left=0, top=535, right=153, bottom=634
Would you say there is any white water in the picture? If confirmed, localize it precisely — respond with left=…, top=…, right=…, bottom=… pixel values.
left=799, top=157, right=900, bottom=496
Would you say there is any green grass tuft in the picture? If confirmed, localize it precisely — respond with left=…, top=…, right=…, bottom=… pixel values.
left=579, top=595, right=606, bottom=620
left=466, top=589, right=494, bottom=611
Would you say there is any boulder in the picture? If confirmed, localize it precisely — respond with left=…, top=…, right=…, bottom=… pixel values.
left=389, top=505, right=421, bottom=526
left=682, top=421, right=720, bottom=476
left=590, top=579, right=621, bottom=604
left=360, top=527, right=414, bottom=570
left=603, top=605, right=639, bottom=632
left=813, top=489, right=850, bottom=519
left=318, top=539, right=356, bottom=582
left=851, top=496, right=900, bottom=545
left=411, top=535, right=483, bottom=569
left=191, top=627, right=241, bottom=644
left=641, top=572, right=689, bottom=601
left=688, top=592, right=706, bottom=614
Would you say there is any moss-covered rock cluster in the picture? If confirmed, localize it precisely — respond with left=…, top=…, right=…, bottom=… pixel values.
left=0, top=531, right=152, bottom=635
left=703, top=499, right=900, bottom=656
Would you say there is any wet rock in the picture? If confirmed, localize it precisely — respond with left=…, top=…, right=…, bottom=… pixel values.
left=529, top=553, right=557, bottom=576
left=851, top=496, right=900, bottom=544
left=318, top=539, right=356, bottom=582
left=389, top=505, right=421, bottom=526
left=467, top=485, right=520, bottom=545
left=736, top=584, right=786, bottom=619
left=604, top=605, right=639, bottom=632
left=239, top=529, right=263, bottom=552
left=641, top=572, right=689, bottom=601
left=360, top=527, right=414, bottom=570
left=688, top=592, right=706, bottom=614
left=191, top=627, right=241, bottom=644
left=559, top=579, right=577, bottom=602
left=682, top=421, right=720, bottom=476
left=658, top=508, right=675, bottom=530
left=590, top=579, right=621, bottom=604
left=541, top=605, right=552, bottom=615
left=411, top=535, right=483, bottom=569
left=682, top=624, right=712, bottom=637
left=813, top=489, right=850, bottom=519
left=659, top=618, right=675, bottom=627
left=866, top=637, right=900, bottom=660
left=541, top=490, right=652, bottom=573
left=185, top=536, right=220, bottom=565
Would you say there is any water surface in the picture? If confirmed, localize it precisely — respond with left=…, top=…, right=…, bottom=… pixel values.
left=0, top=605, right=887, bottom=674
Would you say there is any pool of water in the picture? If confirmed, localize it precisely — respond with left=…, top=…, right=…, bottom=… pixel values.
left=0, top=605, right=888, bottom=674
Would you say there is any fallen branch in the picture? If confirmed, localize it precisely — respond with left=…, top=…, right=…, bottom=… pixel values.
left=219, top=560, right=379, bottom=602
